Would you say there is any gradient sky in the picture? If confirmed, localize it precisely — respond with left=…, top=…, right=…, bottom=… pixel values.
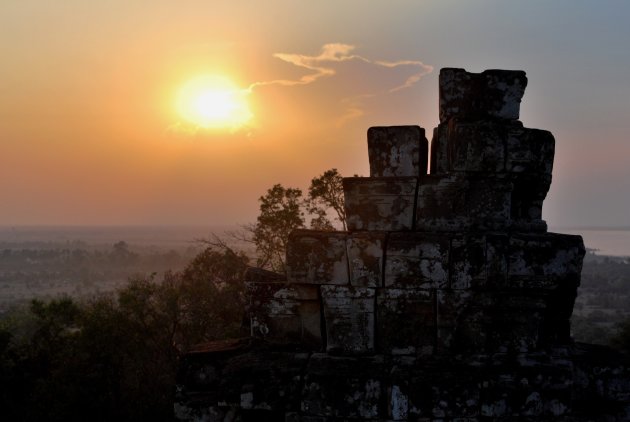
left=1, top=0, right=629, bottom=227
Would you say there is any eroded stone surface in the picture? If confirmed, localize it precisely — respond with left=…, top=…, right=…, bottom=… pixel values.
left=344, top=177, right=417, bottom=231
left=439, top=68, right=527, bottom=123
left=246, top=282, right=321, bottom=347
left=384, top=232, right=449, bottom=288
left=449, top=235, right=487, bottom=289
left=431, top=119, right=554, bottom=177
left=286, top=230, right=349, bottom=285
left=321, top=286, right=375, bottom=355
left=367, top=126, right=428, bottom=177
left=376, top=288, right=434, bottom=355
left=302, top=354, right=386, bottom=418
left=415, top=174, right=512, bottom=232
left=347, top=232, right=387, bottom=287
left=176, top=342, right=630, bottom=421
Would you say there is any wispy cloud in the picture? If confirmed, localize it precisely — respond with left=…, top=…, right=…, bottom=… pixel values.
left=249, top=43, right=433, bottom=125
left=170, top=43, right=433, bottom=135
left=248, top=43, right=366, bottom=89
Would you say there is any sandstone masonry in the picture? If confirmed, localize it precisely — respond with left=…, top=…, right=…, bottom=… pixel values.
left=175, top=68, right=630, bottom=421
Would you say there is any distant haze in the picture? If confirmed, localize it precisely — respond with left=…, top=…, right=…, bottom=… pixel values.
left=2, top=1, right=629, bottom=228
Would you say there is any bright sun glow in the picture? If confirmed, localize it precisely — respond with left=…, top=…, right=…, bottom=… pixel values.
left=176, top=75, right=252, bottom=130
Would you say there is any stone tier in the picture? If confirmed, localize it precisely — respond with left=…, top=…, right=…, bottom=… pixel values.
left=343, top=173, right=550, bottom=232
left=430, top=119, right=555, bottom=176
left=367, top=125, right=429, bottom=177
left=246, top=230, right=585, bottom=356
left=176, top=341, right=630, bottom=421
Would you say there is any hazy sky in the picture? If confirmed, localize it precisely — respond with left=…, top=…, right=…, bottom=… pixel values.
left=1, top=0, right=629, bottom=227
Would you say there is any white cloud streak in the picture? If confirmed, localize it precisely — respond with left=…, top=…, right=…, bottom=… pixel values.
left=248, top=43, right=433, bottom=125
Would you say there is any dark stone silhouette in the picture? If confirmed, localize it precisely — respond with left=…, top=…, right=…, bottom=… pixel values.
left=175, top=68, right=630, bottom=421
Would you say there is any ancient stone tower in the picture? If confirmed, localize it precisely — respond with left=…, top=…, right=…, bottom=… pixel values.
left=176, top=69, right=630, bottom=421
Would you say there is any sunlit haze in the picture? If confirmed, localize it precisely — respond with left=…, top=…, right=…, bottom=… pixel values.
left=176, top=75, right=252, bottom=130
left=1, top=0, right=629, bottom=228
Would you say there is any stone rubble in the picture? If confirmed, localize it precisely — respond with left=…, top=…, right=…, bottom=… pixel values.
left=175, top=68, right=630, bottom=421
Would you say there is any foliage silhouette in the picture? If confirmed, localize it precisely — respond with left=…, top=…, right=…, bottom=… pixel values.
left=0, top=245, right=248, bottom=421
left=250, top=168, right=346, bottom=273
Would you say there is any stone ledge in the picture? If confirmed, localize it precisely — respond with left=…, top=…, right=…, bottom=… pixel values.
left=175, top=342, right=630, bottom=421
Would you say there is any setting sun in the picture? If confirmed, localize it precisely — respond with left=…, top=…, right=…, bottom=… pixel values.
left=176, top=75, right=252, bottom=130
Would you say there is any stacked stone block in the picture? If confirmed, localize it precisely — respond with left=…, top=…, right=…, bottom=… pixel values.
left=244, top=68, right=584, bottom=357
left=176, top=68, right=630, bottom=421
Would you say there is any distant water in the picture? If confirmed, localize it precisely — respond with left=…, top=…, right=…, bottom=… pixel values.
left=552, top=227, right=630, bottom=257
left=0, top=225, right=240, bottom=250
left=1, top=225, right=628, bottom=257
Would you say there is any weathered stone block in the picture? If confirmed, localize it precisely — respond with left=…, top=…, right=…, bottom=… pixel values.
left=429, top=125, right=448, bottom=174
left=486, top=293, right=548, bottom=353
left=416, top=174, right=467, bottom=230
left=439, top=68, right=527, bottom=123
left=506, top=126, right=555, bottom=175
left=480, top=353, right=574, bottom=419
left=436, top=290, right=476, bottom=351
left=465, top=175, right=512, bottom=227
left=320, top=286, right=375, bottom=355
left=404, top=361, right=482, bottom=419
left=449, top=235, right=487, bottom=289
left=176, top=340, right=308, bottom=416
left=246, top=282, right=321, bottom=347
left=343, top=177, right=417, bottom=231
left=302, top=354, right=386, bottom=418
left=376, top=288, right=435, bottom=355
left=367, top=125, right=429, bottom=177
left=347, top=232, right=386, bottom=287
left=510, top=174, right=551, bottom=230
left=447, top=119, right=509, bottom=173
left=432, top=119, right=554, bottom=178
left=437, top=290, right=548, bottom=353
left=508, top=233, right=585, bottom=285
left=507, top=233, right=585, bottom=343
left=486, top=233, right=509, bottom=287
left=286, top=230, right=349, bottom=285
left=415, top=174, right=512, bottom=231
left=384, top=232, right=449, bottom=288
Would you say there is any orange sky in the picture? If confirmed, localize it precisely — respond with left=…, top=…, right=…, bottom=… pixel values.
left=2, top=1, right=630, bottom=227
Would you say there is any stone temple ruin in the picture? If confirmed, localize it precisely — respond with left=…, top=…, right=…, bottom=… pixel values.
left=175, top=69, right=630, bottom=421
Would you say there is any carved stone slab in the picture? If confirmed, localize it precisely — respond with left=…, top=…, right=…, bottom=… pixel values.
left=346, top=231, right=387, bottom=287
left=302, top=354, right=386, bottom=418
left=320, top=286, right=375, bottom=355
left=246, top=282, right=321, bottom=347
left=384, top=233, right=450, bottom=288
left=376, top=288, right=434, bottom=355
left=286, top=230, right=349, bottom=285
left=367, top=125, right=428, bottom=177
left=343, top=177, right=418, bottom=231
